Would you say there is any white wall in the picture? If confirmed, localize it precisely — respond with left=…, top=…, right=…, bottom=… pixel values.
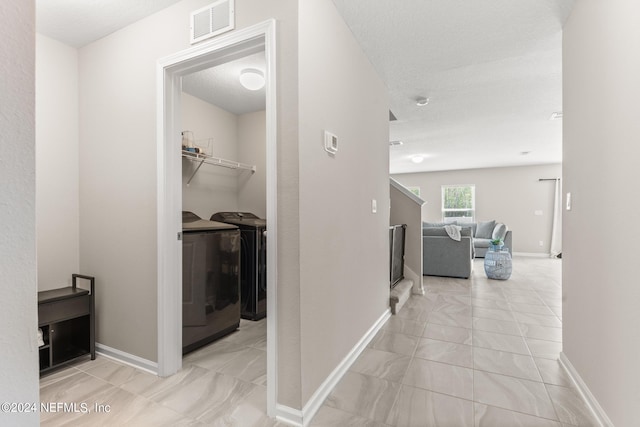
left=563, top=1, right=640, bottom=425
left=237, top=110, right=266, bottom=218
left=298, top=0, right=390, bottom=403
left=35, top=34, right=80, bottom=291
left=393, top=164, right=562, bottom=254
left=0, top=1, right=40, bottom=425
left=181, top=92, right=239, bottom=218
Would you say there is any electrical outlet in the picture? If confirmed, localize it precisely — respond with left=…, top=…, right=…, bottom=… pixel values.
left=539, top=240, right=544, bottom=246
left=371, top=199, right=377, bottom=213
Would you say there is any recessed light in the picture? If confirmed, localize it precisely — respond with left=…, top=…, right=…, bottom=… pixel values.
left=389, top=140, right=403, bottom=146
left=416, top=97, right=430, bottom=107
left=550, top=111, right=563, bottom=120
left=411, top=155, right=424, bottom=164
left=239, top=68, right=265, bottom=91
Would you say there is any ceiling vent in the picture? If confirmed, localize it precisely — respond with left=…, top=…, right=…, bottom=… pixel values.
left=190, top=0, right=235, bottom=44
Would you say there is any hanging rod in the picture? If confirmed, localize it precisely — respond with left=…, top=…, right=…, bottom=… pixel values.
left=182, top=150, right=256, bottom=185
left=539, top=178, right=561, bottom=181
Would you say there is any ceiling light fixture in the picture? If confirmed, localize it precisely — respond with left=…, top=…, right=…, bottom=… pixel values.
left=416, top=97, right=430, bottom=107
left=239, top=68, right=265, bottom=91
left=411, top=155, right=424, bottom=164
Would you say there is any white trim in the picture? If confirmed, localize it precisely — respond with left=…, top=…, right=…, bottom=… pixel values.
left=404, top=265, right=424, bottom=295
left=96, top=343, right=158, bottom=375
left=512, top=252, right=551, bottom=258
left=559, top=352, right=614, bottom=427
left=156, top=20, right=278, bottom=420
left=390, top=177, right=426, bottom=206
left=272, top=309, right=391, bottom=426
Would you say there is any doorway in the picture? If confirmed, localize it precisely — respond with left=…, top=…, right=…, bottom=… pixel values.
left=156, top=20, right=277, bottom=416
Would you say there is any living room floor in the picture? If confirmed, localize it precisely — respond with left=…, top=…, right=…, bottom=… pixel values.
left=39, top=257, right=597, bottom=426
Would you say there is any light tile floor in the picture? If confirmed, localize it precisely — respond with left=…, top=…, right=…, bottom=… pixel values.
left=40, top=257, right=598, bottom=426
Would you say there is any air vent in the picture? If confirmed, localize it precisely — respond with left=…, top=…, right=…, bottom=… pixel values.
left=190, top=0, right=235, bottom=44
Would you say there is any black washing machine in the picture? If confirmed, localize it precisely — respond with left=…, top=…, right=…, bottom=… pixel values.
left=210, top=212, right=266, bottom=320
left=182, top=211, right=240, bottom=354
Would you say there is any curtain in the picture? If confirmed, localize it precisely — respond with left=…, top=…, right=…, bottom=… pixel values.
left=549, top=178, right=562, bottom=257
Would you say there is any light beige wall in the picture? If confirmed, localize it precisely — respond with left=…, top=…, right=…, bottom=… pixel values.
left=181, top=92, right=239, bottom=219
left=393, top=164, right=562, bottom=254
left=0, top=0, right=39, bottom=422
left=36, top=34, right=80, bottom=291
left=390, top=184, right=423, bottom=279
left=563, top=1, right=640, bottom=425
left=77, top=0, right=300, bottom=392
left=237, top=110, right=266, bottom=219
left=298, top=0, right=390, bottom=403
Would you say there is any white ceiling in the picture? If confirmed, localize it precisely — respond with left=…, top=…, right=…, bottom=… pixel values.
left=36, top=0, right=575, bottom=173
left=332, top=0, right=575, bottom=174
left=182, top=52, right=266, bottom=115
left=36, top=0, right=184, bottom=48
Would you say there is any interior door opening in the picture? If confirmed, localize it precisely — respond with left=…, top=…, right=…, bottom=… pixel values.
left=157, top=20, right=277, bottom=416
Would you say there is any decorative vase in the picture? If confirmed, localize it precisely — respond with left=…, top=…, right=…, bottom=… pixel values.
left=489, top=243, right=504, bottom=252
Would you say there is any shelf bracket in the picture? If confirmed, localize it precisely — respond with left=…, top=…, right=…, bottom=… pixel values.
left=186, top=159, right=205, bottom=186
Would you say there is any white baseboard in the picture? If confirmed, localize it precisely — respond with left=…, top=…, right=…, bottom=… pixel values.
left=558, top=352, right=614, bottom=427
left=96, top=342, right=158, bottom=375
left=274, top=309, right=391, bottom=427
left=512, top=252, right=551, bottom=258
left=404, top=265, right=424, bottom=295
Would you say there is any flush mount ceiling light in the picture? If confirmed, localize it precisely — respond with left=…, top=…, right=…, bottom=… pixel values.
left=411, top=155, right=425, bottom=164
left=239, top=68, right=265, bottom=91
left=416, top=97, right=430, bottom=107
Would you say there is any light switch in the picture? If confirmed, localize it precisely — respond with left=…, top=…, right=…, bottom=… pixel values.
left=534, top=210, right=543, bottom=216
left=566, top=192, right=572, bottom=211
left=371, top=199, right=377, bottom=213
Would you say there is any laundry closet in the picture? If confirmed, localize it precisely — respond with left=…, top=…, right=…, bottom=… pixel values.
left=179, top=52, right=266, bottom=354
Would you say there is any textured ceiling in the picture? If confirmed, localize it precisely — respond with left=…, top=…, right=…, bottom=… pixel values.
left=332, top=0, right=575, bottom=173
left=36, top=0, right=575, bottom=173
left=182, top=52, right=266, bottom=115
left=36, top=0, right=183, bottom=48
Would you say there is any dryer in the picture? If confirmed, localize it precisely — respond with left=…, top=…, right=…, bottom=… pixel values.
left=210, top=212, right=266, bottom=320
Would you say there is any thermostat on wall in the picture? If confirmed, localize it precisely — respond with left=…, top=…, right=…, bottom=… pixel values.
left=324, top=131, right=338, bottom=154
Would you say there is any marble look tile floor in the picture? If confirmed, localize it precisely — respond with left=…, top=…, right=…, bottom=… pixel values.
left=39, top=318, right=282, bottom=427
left=320, top=257, right=600, bottom=427
left=40, top=257, right=598, bottom=426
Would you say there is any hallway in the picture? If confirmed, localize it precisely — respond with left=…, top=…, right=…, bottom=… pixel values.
left=317, top=257, right=598, bottom=426
left=39, top=257, right=598, bottom=426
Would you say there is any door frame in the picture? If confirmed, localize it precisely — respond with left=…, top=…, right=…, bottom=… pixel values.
left=155, top=19, right=278, bottom=416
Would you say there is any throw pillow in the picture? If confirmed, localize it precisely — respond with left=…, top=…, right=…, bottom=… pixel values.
left=492, top=223, right=508, bottom=241
left=475, top=220, right=496, bottom=239
left=423, top=222, right=446, bottom=228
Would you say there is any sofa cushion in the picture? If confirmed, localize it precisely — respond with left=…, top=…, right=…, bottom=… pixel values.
left=492, top=223, right=508, bottom=241
left=423, top=221, right=447, bottom=228
left=475, top=220, right=496, bottom=239
left=459, top=223, right=477, bottom=237
left=423, top=227, right=472, bottom=237
left=474, top=238, right=491, bottom=248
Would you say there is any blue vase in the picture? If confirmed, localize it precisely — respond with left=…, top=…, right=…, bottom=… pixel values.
left=490, top=243, right=504, bottom=252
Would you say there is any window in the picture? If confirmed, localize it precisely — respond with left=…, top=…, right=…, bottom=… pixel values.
left=441, top=185, right=475, bottom=223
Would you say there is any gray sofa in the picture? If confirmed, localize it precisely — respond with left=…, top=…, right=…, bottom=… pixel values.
left=422, top=227, right=474, bottom=279
left=423, top=220, right=512, bottom=258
